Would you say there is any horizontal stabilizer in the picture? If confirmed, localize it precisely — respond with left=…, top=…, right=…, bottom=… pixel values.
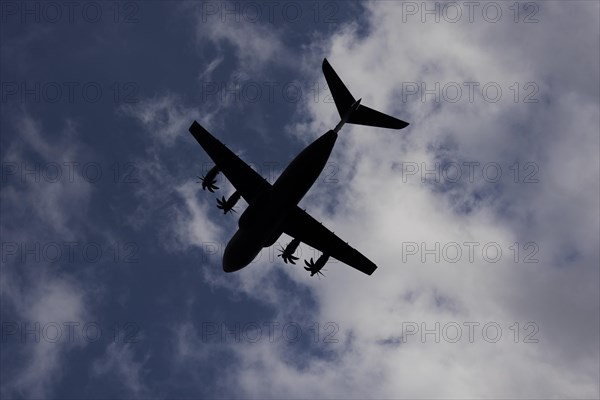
left=349, top=105, right=409, bottom=130
left=322, top=58, right=409, bottom=130
left=322, top=58, right=355, bottom=118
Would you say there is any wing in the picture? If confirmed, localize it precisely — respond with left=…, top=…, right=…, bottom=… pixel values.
left=189, top=121, right=270, bottom=203
left=282, top=207, right=378, bottom=275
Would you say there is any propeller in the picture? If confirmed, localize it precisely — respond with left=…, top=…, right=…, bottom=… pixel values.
left=277, top=245, right=299, bottom=264
left=216, top=196, right=238, bottom=214
left=304, top=258, right=326, bottom=278
left=196, top=175, right=219, bottom=192
left=197, top=166, right=220, bottom=192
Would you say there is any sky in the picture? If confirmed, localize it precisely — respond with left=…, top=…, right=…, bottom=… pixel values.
left=1, top=1, right=599, bottom=398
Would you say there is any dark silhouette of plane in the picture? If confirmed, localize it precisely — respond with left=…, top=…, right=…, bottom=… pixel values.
left=190, top=58, right=409, bottom=276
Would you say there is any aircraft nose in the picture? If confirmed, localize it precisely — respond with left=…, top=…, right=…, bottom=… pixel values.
left=222, top=229, right=261, bottom=273
left=222, top=255, right=243, bottom=273
left=222, top=244, right=246, bottom=273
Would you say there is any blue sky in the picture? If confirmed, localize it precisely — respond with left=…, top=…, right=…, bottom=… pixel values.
left=1, top=1, right=599, bottom=398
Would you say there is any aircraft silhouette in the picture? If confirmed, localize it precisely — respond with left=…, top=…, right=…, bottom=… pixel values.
left=190, top=58, right=409, bottom=276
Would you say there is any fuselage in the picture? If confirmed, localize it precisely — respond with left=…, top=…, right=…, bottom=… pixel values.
left=222, top=130, right=338, bottom=272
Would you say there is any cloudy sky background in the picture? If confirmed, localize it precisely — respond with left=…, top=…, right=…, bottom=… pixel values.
left=1, top=1, right=599, bottom=398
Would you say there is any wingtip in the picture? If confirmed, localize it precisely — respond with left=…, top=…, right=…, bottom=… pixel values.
left=397, top=120, right=410, bottom=130
left=189, top=120, right=201, bottom=132
left=366, top=265, right=378, bottom=276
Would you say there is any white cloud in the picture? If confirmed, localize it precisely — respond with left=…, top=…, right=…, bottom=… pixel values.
left=1, top=114, right=96, bottom=398
left=1, top=271, right=90, bottom=399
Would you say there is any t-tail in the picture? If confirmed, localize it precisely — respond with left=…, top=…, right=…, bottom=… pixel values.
left=323, top=58, right=409, bottom=131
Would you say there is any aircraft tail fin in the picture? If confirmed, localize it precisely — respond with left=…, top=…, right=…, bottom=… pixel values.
left=322, top=58, right=409, bottom=130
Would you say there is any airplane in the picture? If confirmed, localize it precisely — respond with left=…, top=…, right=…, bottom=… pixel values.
left=189, top=58, right=409, bottom=276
